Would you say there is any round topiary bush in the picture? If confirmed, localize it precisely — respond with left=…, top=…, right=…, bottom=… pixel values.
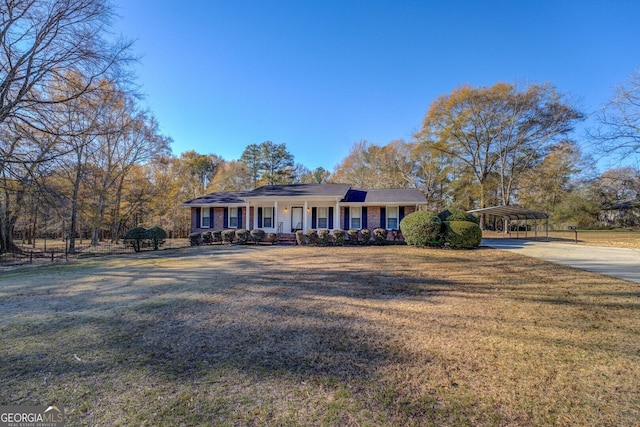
left=124, top=226, right=148, bottom=252
left=201, top=231, right=212, bottom=244
left=438, top=208, right=479, bottom=224
left=373, top=227, right=387, bottom=244
left=211, top=229, right=223, bottom=243
left=235, top=228, right=249, bottom=244
left=442, top=220, right=482, bottom=249
left=266, top=232, right=278, bottom=244
left=347, top=229, right=359, bottom=244
left=317, top=229, right=331, bottom=246
left=250, top=228, right=265, bottom=244
left=146, top=226, right=167, bottom=250
left=221, top=229, right=235, bottom=244
left=295, top=230, right=305, bottom=245
left=332, top=229, right=346, bottom=246
left=360, top=228, right=371, bottom=244
left=304, top=229, right=318, bottom=246
left=399, top=211, right=442, bottom=246
left=188, top=232, right=201, bottom=246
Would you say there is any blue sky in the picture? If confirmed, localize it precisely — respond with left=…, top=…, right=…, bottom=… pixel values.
left=113, top=0, right=640, bottom=171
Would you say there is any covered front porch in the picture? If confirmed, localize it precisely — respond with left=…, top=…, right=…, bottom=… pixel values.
left=247, top=200, right=341, bottom=234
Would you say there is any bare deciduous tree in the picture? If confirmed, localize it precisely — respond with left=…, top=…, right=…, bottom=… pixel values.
left=590, top=69, right=640, bottom=162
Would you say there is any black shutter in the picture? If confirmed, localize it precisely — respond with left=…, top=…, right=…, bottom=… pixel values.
left=328, top=207, right=334, bottom=229
left=399, top=206, right=405, bottom=223
left=380, top=207, right=386, bottom=228
left=258, top=207, right=263, bottom=228
left=223, top=208, right=228, bottom=228
left=362, top=207, right=368, bottom=229
left=210, top=208, right=214, bottom=228
left=344, top=207, right=349, bottom=229
left=195, top=207, right=201, bottom=229
left=311, top=207, right=317, bottom=229
left=238, top=208, right=243, bottom=229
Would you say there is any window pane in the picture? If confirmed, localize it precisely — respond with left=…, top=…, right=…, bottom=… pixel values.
left=263, top=207, right=273, bottom=228
left=387, top=207, right=398, bottom=229
left=317, top=207, right=328, bottom=228
left=201, top=210, right=210, bottom=228
left=351, top=218, right=360, bottom=229
left=229, top=208, right=237, bottom=228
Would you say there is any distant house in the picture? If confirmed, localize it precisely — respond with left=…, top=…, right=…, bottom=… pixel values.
left=183, top=183, right=427, bottom=236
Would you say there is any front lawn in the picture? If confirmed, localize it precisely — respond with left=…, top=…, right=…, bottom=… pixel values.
left=1, top=245, right=638, bottom=425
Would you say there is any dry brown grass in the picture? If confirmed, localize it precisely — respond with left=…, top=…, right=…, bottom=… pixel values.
left=484, top=229, right=640, bottom=249
left=1, top=245, right=638, bottom=426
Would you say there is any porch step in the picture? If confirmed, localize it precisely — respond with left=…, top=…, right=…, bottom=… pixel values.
left=277, top=233, right=297, bottom=245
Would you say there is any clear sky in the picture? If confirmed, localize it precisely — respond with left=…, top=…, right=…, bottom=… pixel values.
left=112, top=0, right=640, bottom=171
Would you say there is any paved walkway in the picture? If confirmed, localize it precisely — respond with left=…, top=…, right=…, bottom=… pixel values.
left=482, top=238, right=640, bottom=283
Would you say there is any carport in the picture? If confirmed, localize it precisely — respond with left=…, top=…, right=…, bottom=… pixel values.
left=467, top=206, right=550, bottom=240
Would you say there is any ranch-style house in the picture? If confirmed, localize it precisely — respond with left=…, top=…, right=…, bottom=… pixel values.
left=184, top=183, right=427, bottom=238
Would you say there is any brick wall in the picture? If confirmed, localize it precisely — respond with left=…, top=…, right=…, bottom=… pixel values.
left=190, top=206, right=249, bottom=233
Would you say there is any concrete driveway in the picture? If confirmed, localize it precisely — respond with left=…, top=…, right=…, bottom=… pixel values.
left=482, top=238, right=640, bottom=283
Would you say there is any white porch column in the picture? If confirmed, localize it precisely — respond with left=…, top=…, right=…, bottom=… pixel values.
left=274, top=201, right=278, bottom=231
left=245, top=202, right=251, bottom=229
left=303, top=201, right=308, bottom=230
left=334, top=200, right=340, bottom=230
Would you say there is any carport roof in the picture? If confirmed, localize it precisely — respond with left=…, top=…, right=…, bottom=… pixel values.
left=467, top=206, right=549, bottom=220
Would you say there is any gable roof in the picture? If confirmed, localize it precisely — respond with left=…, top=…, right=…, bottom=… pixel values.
left=183, top=191, right=248, bottom=206
left=183, top=184, right=427, bottom=206
left=343, top=188, right=427, bottom=204
left=244, top=183, right=352, bottom=199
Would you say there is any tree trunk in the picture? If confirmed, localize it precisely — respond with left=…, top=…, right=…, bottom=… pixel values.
left=68, top=155, right=83, bottom=254
left=0, top=191, right=20, bottom=253
left=110, top=175, right=126, bottom=243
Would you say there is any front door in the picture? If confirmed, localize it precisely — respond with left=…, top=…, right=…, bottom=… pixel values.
left=291, top=207, right=303, bottom=231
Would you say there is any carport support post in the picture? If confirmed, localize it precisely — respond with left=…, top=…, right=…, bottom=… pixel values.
left=545, top=218, right=549, bottom=241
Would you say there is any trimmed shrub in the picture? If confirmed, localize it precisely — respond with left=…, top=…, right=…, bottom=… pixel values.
left=266, top=232, right=278, bottom=244
left=317, top=229, right=331, bottom=246
left=347, top=229, right=359, bottom=244
left=438, top=208, right=480, bottom=224
left=201, top=231, right=212, bottom=244
left=295, top=230, right=305, bottom=245
left=235, top=228, right=249, bottom=244
left=211, top=229, right=223, bottom=243
left=443, top=220, right=482, bottom=249
left=146, top=226, right=167, bottom=250
left=360, top=228, right=371, bottom=244
left=332, top=229, right=346, bottom=246
left=221, top=229, right=235, bottom=243
left=304, top=229, right=318, bottom=246
left=250, top=228, right=266, bottom=244
left=188, top=232, right=201, bottom=247
left=373, top=227, right=387, bottom=244
left=124, top=226, right=148, bottom=252
left=399, top=211, right=442, bottom=246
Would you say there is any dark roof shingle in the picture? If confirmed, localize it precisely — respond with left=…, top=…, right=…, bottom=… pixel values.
left=344, top=188, right=427, bottom=204
left=245, top=183, right=352, bottom=198
left=183, top=191, right=248, bottom=205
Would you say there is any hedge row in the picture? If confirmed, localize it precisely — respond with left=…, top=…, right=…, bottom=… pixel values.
left=295, top=228, right=402, bottom=246
left=189, top=229, right=278, bottom=246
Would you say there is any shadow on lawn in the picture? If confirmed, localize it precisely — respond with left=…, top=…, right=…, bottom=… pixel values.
left=3, top=245, right=638, bottom=425
left=0, top=249, right=459, bottom=392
